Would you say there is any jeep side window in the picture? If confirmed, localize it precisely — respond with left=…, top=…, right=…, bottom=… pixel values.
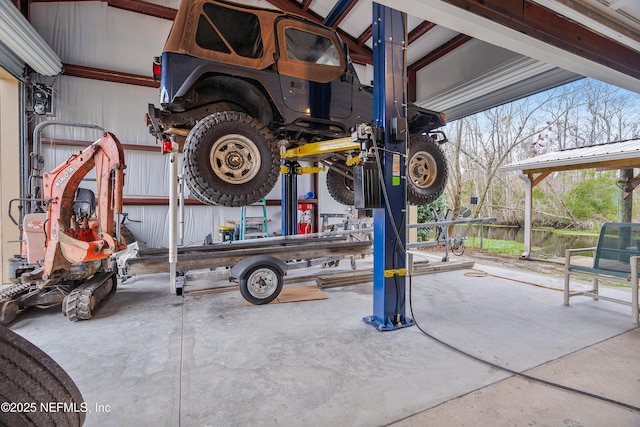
left=285, top=28, right=340, bottom=66
left=195, top=15, right=231, bottom=54
left=196, top=3, right=264, bottom=59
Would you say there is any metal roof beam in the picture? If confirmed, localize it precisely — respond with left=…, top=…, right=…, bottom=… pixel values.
left=408, top=20, right=437, bottom=43
left=323, top=0, right=359, bottom=28
left=63, top=63, right=158, bottom=88
left=358, top=25, right=373, bottom=46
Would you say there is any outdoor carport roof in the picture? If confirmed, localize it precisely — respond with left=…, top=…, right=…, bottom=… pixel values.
left=499, top=139, right=640, bottom=258
left=500, top=139, right=640, bottom=175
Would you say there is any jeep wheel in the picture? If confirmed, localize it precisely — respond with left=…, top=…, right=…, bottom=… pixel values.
left=183, top=112, right=280, bottom=207
left=326, top=164, right=355, bottom=206
left=407, top=134, right=448, bottom=205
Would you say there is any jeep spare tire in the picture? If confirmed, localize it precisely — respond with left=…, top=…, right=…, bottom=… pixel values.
left=326, top=164, right=355, bottom=206
left=183, top=112, right=280, bottom=207
left=326, top=136, right=448, bottom=206
left=407, top=134, right=448, bottom=205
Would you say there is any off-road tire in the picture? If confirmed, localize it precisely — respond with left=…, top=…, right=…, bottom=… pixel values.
left=0, top=325, right=85, bottom=427
left=407, top=134, right=448, bottom=205
left=326, top=166, right=355, bottom=206
left=183, top=112, right=280, bottom=207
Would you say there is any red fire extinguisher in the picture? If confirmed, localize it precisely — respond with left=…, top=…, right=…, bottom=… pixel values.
left=297, top=204, right=313, bottom=234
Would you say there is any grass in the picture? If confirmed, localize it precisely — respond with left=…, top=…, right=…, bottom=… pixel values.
left=465, top=236, right=541, bottom=257
left=465, top=236, right=631, bottom=289
left=534, top=226, right=600, bottom=237
left=481, top=223, right=600, bottom=237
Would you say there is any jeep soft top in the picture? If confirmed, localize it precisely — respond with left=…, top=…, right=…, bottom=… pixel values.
left=148, top=0, right=448, bottom=207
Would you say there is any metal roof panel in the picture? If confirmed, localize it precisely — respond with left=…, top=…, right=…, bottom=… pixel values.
left=500, top=139, right=640, bottom=172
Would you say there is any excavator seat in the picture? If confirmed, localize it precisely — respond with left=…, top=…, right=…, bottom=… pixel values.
left=73, top=188, right=96, bottom=219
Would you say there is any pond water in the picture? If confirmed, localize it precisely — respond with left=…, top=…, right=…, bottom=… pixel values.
left=466, top=225, right=598, bottom=258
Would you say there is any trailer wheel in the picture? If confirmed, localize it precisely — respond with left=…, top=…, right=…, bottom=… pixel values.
left=183, top=111, right=280, bottom=207
left=239, top=266, right=283, bottom=305
left=407, top=134, right=448, bottom=205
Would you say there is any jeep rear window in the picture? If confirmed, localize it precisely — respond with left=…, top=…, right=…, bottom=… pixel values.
left=285, top=28, right=340, bottom=66
left=198, top=3, right=264, bottom=59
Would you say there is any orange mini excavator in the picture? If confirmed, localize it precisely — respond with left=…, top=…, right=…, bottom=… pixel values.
left=1, top=132, right=127, bottom=324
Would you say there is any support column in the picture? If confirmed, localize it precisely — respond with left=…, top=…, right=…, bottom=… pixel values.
left=619, top=169, right=633, bottom=222
left=168, top=140, right=182, bottom=295
left=282, top=161, right=298, bottom=236
left=0, top=71, right=21, bottom=283
left=518, top=171, right=532, bottom=258
left=363, top=3, right=413, bottom=331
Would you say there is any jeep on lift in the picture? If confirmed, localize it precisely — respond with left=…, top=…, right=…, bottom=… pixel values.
left=147, top=0, right=448, bottom=207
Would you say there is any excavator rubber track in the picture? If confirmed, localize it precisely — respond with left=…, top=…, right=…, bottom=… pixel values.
left=0, top=283, right=32, bottom=326
left=64, top=271, right=117, bottom=321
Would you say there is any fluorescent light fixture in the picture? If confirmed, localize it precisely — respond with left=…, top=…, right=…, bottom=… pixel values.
left=0, top=0, right=62, bottom=76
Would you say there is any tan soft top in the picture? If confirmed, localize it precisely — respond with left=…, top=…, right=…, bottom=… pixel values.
left=164, top=0, right=346, bottom=83
left=164, top=0, right=282, bottom=70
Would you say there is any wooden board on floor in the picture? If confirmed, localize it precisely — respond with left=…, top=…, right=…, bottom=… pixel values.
left=243, top=286, right=328, bottom=306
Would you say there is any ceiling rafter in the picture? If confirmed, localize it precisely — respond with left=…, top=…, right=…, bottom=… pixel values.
left=323, top=0, right=360, bottom=29
left=63, top=63, right=158, bottom=88
left=408, top=20, right=437, bottom=44
left=358, top=20, right=438, bottom=47
left=103, top=0, right=176, bottom=20
left=409, top=33, right=473, bottom=72
left=357, top=25, right=372, bottom=46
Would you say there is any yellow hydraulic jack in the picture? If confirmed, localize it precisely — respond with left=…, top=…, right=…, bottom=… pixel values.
left=278, top=124, right=375, bottom=234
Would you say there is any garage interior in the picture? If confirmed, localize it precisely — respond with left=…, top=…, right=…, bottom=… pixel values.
left=1, top=0, right=640, bottom=426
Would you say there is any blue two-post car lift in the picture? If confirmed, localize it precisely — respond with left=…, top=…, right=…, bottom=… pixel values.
left=281, top=3, right=414, bottom=331
left=363, top=4, right=414, bottom=331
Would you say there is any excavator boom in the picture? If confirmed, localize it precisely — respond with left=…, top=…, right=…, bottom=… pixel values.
left=39, top=132, right=127, bottom=284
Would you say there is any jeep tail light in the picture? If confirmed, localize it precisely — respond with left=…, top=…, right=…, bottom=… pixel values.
left=152, top=57, right=162, bottom=82
left=161, top=140, right=173, bottom=154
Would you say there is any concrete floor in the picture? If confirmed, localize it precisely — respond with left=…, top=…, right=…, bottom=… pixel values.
left=7, top=254, right=640, bottom=426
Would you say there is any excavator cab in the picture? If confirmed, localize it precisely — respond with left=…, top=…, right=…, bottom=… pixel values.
left=73, top=187, right=96, bottom=220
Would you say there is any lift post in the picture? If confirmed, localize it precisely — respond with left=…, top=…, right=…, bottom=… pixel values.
left=281, top=160, right=299, bottom=236
left=363, top=4, right=414, bottom=331
left=166, top=138, right=183, bottom=296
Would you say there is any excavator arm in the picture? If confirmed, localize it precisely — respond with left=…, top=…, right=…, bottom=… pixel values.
left=40, top=132, right=127, bottom=285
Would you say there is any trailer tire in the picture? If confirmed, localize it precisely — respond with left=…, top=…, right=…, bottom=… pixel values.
left=239, top=265, right=283, bottom=305
left=183, top=111, right=280, bottom=207
left=0, top=325, right=85, bottom=427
